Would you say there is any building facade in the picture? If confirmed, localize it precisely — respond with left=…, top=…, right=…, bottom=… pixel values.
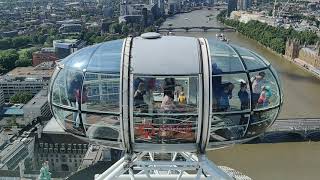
left=32, top=48, right=58, bottom=66
left=34, top=133, right=88, bottom=172
left=285, top=39, right=320, bottom=69
left=53, top=39, right=86, bottom=59
left=0, top=65, right=54, bottom=102
left=23, top=89, right=52, bottom=125
left=227, top=0, right=237, bottom=16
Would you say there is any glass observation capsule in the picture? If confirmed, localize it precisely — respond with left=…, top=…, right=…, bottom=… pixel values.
left=49, top=33, right=283, bottom=152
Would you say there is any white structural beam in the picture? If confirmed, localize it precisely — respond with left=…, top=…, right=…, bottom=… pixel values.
left=95, top=152, right=238, bottom=180
left=116, top=174, right=208, bottom=180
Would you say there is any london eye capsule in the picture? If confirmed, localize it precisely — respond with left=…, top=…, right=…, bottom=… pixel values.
left=49, top=33, right=283, bottom=153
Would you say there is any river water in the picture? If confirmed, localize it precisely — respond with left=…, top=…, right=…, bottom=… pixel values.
left=161, top=10, right=320, bottom=180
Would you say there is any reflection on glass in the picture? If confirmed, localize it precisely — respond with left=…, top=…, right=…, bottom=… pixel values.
left=133, top=76, right=198, bottom=114
left=83, top=73, right=120, bottom=112
left=245, top=108, right=279, bottom=138
left=52, top=69, right=70, bottom=106
left=210, top=114, right=249, bottom=142
left=65, top=71, right=84, bottom=109
left=52, top=106, right=85, bottom=136
left=85, top=114, right=120, bottom=141
left=133, top=76, right=199, bottom=144
left=86, top=39, right=122, bottom=72
left=212, top=74, right=250, bottom=112
left=250, top=70, right=279, bottom=109
left=234, top=46, right=267, bottom=70
left=134, top=115, right=197, bottom=144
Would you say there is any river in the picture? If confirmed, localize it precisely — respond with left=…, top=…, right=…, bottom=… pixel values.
left=161, top=9, right=320, bottom=180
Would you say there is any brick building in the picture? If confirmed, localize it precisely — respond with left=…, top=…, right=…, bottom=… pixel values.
left=32, top=48, right=58, bottom=66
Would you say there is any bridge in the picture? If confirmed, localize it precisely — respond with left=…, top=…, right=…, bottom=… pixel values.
left=157, top=26, right=235, bottom=32
left=265, top=118, right=320, bottom=139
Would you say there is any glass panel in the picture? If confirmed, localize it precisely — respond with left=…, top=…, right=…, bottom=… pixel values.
left=245, top=108, right=279, bottom=138
left=52, top=106, right=86, bottom=136
left=84, top=114, right=120, bottom=141
left=234, top=46, right=267, bottom=70
left=86, top=39, right=123, bottom=73
left=52, top=69, right=70, bottom=106
left=250, top=70, right=280, bottom=109
left=65, top=70, right=84, bottom=109
left=208, top=39, right=245, bottom=73
left=134, top=115, right=197, bottom=144
left=133, top=76, right=199, bottom=144
left=61, top=44, right=100, bottom=71
left=212, top=73, right=250, bottom=112
left=83, top=73, right=120, bottom=113
left=210, top=114, right=249, bottom=142
left=270, top=66, right=283, bottom=103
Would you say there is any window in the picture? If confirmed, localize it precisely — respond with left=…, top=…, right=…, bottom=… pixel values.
left=249, top=70, right=280, bottom=110
left=212, top=73, right=250, bottom=113
left=83, top=73, right=120, bottom=113
left=132, top=76, right=199, bottom=144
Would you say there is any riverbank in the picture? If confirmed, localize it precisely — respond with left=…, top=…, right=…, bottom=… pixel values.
left=221, top=21, right=320, bottom=80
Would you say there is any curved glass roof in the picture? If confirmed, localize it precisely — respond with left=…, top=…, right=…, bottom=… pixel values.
left=60, top=39, right=123, bottom=73
left=208, top=39, right=270, bottom=74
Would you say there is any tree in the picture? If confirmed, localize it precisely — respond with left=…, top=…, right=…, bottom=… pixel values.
left=109, top=23, right=122, bottom=34
left=15, top=59, right=32, bottom=67
left=0, top=49, right=19, bottom=72
left=121, top=24, right=130, bottom=35
left=12, top=36, right=31, bottom=48
left=0, top=38, right=12, bottom=50
left=10, top=92, right=33, bottom=104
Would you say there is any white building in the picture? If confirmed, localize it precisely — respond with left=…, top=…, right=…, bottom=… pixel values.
left=23, top=88, right=52, bottom=125
left=0, top=64, right=54, bottom=102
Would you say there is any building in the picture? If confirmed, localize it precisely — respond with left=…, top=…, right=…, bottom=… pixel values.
left=285, top=39, right=320, bottom=69
left=53, top=39, right=86, bottom=59
left=32, top=48, right=58, bottom=66
left=0, top=137, right=34, bottom=170
left=23, top=88, right=52, bottom=126
left=158, top=0, right=165, bottom=15
left=0, top=90, right=4, bottom=109
left=238, top=0, right=252, bottom=10
left=34, top=132, right=88, bottom=172
left=59, top=24, right=82, bottom=34
left=227, top=0, right=237, bottom=16
left=0, top=64, right=54, bottom=102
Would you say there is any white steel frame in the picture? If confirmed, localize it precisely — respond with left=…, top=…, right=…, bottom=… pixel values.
left=95, top=152, right=233, bottom=180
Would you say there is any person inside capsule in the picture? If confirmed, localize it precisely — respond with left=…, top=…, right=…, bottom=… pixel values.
left=133, top=76, right=197, bottom=143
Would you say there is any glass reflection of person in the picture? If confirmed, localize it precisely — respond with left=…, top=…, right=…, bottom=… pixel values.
left=238, top=82, right=249, bottom=110
left=144, top=78, right=156, bottom=113
left=251, top=72, right=266, bottom=107
left=163, top=78, right=175, bottom=99
left=217, top=82, right=234, bottom=111
left=257, top=85, right=272, bottom=108
left=212, top=63, right=222, bottom=111
left=134, top=82, right=146, bottom=109
left=67, top=74, right=83, bottom=130
left=161, top=91, right=176, bottom=111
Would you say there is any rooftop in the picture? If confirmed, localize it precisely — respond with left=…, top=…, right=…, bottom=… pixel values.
left=23, top=89, right=48, bottom=109
left=2, top=65, right=54, bottom=79
left=1, top=104, right=24, bottom=116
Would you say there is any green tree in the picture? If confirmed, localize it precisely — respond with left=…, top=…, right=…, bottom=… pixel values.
left=0, top=38, right=12, bottom=50
left=109, top=23, right=122, bottom=34
left=10, top=92, right=33, bottom=104
left=12, top=36, right=31, bottom=48
left=121, top=24, right=130, bottom=35
left=15, top=59, right=32, bottom=67
left=0, top=49, right=19, bottom=72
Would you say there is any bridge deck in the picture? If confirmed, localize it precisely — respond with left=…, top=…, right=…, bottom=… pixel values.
left=268, top=118, right=320, bottom=132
